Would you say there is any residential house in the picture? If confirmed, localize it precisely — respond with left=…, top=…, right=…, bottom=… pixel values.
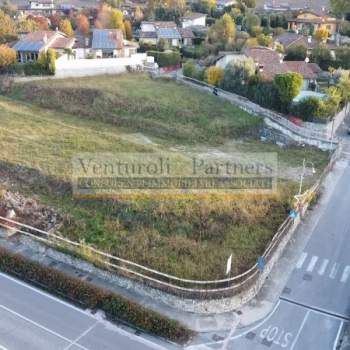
left=17, top=0, right=57, bottom=16
left=139, top=21, right=182, bottom=47
left=179, top=28, right=195, bottom=46
left=90, top=29, right=138, bottom=58
left=180, top=13, right=207, bottom=29
left=287, top=10, right=339, bottom=39
left=274, top=32, right=339, bottom=56
left=216, top=0, right=238, bottom=10
left=13, top=30, right=75, bottom=63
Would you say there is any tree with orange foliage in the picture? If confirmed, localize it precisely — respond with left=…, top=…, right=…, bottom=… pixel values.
left=32, top=16, right=49, bottom=30
left=76, top=14, right=89, bottom=35
left=124, top=20, right=132, bottom=40
left=0, top=45, right=16, bottom=67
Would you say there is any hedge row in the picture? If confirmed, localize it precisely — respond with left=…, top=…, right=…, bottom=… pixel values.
left=0, top=247, right=193, bottom=344
left=147, top=50, right=181, bottom=67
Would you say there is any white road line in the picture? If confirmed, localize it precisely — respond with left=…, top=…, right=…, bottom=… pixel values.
left=185, top=300, right=282, bottom=349
left=290, top=310, right=310, bottom=350
left=0, top=304, right=90, bottom=350
left=340, top=266, right=350, bottom=283
left=329, top=263, right=340, bottom=279
left=318, top=259, right=329, bottom=276
left=0, top=272, right=93, bottom=317
left=306, top=256, right=318, bottom=273
left=296, top=252, right=308, bottom=269
left=64, top=321, right=99, bottom=350
left=333, top=321, right=344, bottom=350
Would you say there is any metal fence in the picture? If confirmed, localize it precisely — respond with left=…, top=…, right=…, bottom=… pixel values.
left=0, top=148, right=340, bottom=299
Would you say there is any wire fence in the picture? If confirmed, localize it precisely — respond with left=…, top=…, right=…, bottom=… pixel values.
left=0, top=147, right=340, bottom=299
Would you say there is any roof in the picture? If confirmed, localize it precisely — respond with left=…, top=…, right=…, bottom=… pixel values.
left=13, top=31, right=57, bottom=52
left=141, top=21, right=177, bottom=29
left=139, top=31, right=158, bottom=39
left=157, top=28, right=181, bottom=40
left=275, top=32, right=304, bottom=48
left=91, top=29, right=123, bottom=50
left=179, top=28, right=195, bottom=39
left=51, top=36, right=75, bottom=49
left=284, top=61, right=320, bottom=79
left=181, top=12, right=207, bottom=21
left=243, top=46, right=282, bottom=65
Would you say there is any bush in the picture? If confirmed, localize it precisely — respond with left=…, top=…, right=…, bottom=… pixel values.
left=182, top=60, right=196, bottom=77
left=147, top=50, right=181, bottom=67
left=274, top=72, right=304, bottom=107
left=285, top=45, right=307, bottom=61
left=182, top=45, right=208, bottom=59
left=206, top=66, right=224, bottom=86
left=0, top=247, right=193, bottom=343
left=311, top=46, right=333, bottom=70
left=290, top=97, right=322, bottom=121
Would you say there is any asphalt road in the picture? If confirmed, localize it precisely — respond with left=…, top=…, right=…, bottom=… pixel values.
left=0, top=272, right=174, bottom=350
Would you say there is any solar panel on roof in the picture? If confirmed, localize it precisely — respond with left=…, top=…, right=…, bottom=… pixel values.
left=157, top=28, right=181, bottom=39
left=92, top=30, right=117, bottom=50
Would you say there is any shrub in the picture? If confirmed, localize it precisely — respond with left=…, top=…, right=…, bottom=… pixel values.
left=0, top=247, right=193, bottom=343
left=291, top=97, right=323, bottom=121
left=311, top=46, right=333, bottom=70
left=182, top=60, right=196, bottom=77
left=147, top=50, right=181, bottom=67
left=257, top=34, right=272, bottom=47
left=206, top=66, right=224, bottom=86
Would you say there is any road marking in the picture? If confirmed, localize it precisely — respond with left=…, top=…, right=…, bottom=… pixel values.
left=329, top=263, right=340, bottom=279
left=340, top=266, right=350, bottom=283
left=306, top=256, right=318, bottom=273
left=290, top=311, right=310, bottom=350
left=296, top=252, right=308, bottom=269
left=0, top=304, right=90, bottom=350
left=318, top=259, right=329, bottom=276
left=64, top=321, right=99, bottom=350
left=0, top=272, right=92, bottom=317
left=333, top=321, right=344, bottom=350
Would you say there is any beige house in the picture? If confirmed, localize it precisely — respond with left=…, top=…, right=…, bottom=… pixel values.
left=287, top=10, right=339, bottom=38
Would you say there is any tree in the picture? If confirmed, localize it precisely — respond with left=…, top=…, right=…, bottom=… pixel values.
left=330, top=0, right=350, bottom=18
left=124, top=20, right=132, bottom=40
left=339, top=20, right=350, bottom=36
left=32, top=16, right=49, bottom=30
left=38, top=48, right=56, bottom=75
left=243, top=13, right=260, bottom=33
left=338, top=70, right=350, bottom=105
left=206, top=66, right=224, bottom=86
left=182, top=60, right=196, bottom=77
left=157, top=38, right=168, bottom=51
left=110, top=8, right=124, bottom=32
left=207, top=13, right=235, bottom=49
left=241, top=0, right=256, bottom=8
left=222, top=57, right=256, bottom=92
left=274, top=72, right=304, bottom=105
left=257, top=33, right=272, bottom=47
left=134, top=5, right=144, bottom=22
left=314, top=27, right=329, bottom=42
left=1, top=1, right=17, bottom=17
left=76, top=14, right=89, bottom=35
left=285, top=45, right=307, bottom=61
left=17, top=18, right=39, bottom=32
left=59, top=19, right=74, bottom=37
left=49, top=14, right=62, bottom=29
left=311, top=46, right=333, bottom=70
left=0, top=9, right=16, bottom=43
left=0, top=44, right=15, bottom=66
left=334, top=48, right=350, bottom=69
left=222, top=13, right=235, bottom=43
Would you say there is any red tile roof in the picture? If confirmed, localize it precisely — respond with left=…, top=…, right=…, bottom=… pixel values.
left=51, top=36, right=75, bottom=49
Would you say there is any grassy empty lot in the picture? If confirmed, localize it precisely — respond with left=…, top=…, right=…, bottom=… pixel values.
left=0, top=74, right=330, bottom=280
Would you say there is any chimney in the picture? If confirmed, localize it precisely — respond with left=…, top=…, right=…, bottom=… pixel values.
left=308, top=35, right=312, bottom=43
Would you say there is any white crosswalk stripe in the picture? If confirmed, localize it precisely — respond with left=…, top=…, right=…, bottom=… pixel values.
left=295, top=253, right=350, bottom=284
left=306, top=256, right=318, bottom=273
left=340, top=266, right=350, bottom=283
left=296, top=252, right=308, bottom=269
left=317, top=259, right=329, bottom=276
left=329, top=263, right=340, bottom=279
